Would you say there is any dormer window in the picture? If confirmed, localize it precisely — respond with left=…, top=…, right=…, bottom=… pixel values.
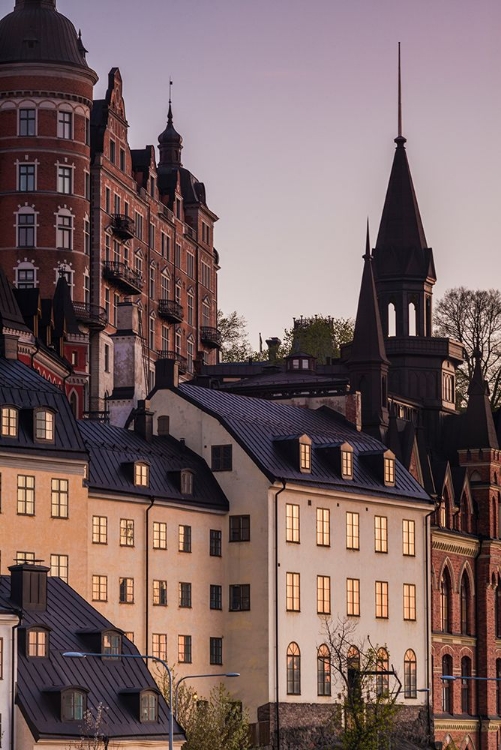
left=61, top=689, right=87, bottom=721
left=134, top=462, right=149, bottom=487
left=140, top=691, right=158, bottom=722
left=341, top=444, right=354, bottom=479
left=181, top=470, right=194, bottom=496
left=27, top=627, right=48, bottom=657
left=299, top=436, right=312, bottom=473
left=383, top=454, right=396, bottom=486
left=34, top=409, right=54, bottom=442
left=1, top=406, right=18, bottom=437
left=102, top=630, right=121, bottom=658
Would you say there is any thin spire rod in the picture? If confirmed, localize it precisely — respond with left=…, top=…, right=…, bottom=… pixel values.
left=397, top=42, right=402, bottom=138
left=168, top=78, right=173, bottom=107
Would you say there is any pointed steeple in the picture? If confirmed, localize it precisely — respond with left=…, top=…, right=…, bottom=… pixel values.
left=158, top=82, right=183, bottom=169
left=463, top=351, right=499, bottom=449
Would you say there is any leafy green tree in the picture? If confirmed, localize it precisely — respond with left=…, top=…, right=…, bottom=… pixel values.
left=217, top=310, right=254, bottom=362
left=175, top=683, right=251, bottom=750
left=281, top=316, right=354, bottom=363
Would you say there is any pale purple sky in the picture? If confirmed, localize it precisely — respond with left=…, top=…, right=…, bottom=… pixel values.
left=59, top=0, right=501, bottom=348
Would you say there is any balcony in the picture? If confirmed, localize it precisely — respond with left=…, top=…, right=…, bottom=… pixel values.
left=73, top=301, right=107, bottom=330
left=156, top=350, right=187, bottom=373
left=111, top=214, right=135, bottom=240
left=158, top=299, right=184, bottom=323
left=200, top=326, right=222, bottom=349
left=185, top=224, right=197, bottom=241
left=102, top=261, right=143, bottom=295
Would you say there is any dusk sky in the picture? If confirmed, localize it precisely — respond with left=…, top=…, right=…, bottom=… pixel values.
left=57, top=0, right=501, bottom=348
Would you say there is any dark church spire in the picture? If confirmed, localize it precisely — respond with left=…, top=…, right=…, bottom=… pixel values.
left=158, top=80, right=183, bottom=168
left=462, top=351, right=499, bottom=449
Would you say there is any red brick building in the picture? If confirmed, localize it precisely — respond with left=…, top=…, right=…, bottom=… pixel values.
left=0, top=0, right=220, bottom=423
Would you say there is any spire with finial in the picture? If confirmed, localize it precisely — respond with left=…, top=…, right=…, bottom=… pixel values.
left=396, top=42, right=406, bottom=146
left=462, top=350, right=499, bottom=449
left=158, top=78, right=183, bottom=168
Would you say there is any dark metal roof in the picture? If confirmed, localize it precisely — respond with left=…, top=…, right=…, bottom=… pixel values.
left=175, top=384, right=431, bottom=503
left=0, top=359, right=86, bottom=458
left=0, top=0, right=96, bottom=76
left=78, top=420, right=229, bottom=511
left=0, top=573, right=181, bottom=742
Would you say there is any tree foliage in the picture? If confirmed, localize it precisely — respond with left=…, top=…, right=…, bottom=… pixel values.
left=176, top=683, right=251, bottom=750
left=434, top=287, right=501, bottom=409
left=70, top=703, right=109, bottom=750
left=282, top=316, right=354, bottom=363
left=217, top=310, right=256, bottom=362
left=324, top=619, right=401, bottom=750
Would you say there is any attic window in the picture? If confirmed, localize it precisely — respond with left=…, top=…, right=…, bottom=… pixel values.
left=383, top=455, right=395, bottom=486
left=27, top=627, right=48, bottom=657
left=1, top=406, right=18, bottom=437
left=341, top=445, right=354, bottom=479
left=299, top=437, right=312, bottom=473
left=61, top=689, right=86, bottom=721
left=102, top=630, right=121, bottom=658
left=181, top=470, right=194, bottom=496
left=134, top=462, right=149, bottom=487
left=34, top=409, right=54, bottom=442
left=211, top=444, right=232, bottom=471
left=140, top=691, right=158, bottom=722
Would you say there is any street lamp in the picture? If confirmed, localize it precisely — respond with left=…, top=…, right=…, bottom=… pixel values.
left=174, top=672, right=240, bottom=715
left=63, top=651, right=174, bottom=750
left=441, top=675, right=501, bottom=682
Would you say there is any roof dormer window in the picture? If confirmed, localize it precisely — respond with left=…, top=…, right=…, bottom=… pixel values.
left=299, top=436, right=312, bottom=473
left=181, top=469, right=194, bottom=496
left=102, top=630, right=122, bottom=658
left=140, top=691, right=159, bottom=722
left=61, top=689, right=87, bottom=721
left=34, top=408, right=54, bottom=442
left=1, top=406, right=18, bottom=437
left=383, top=454, right=396, bottom=486
left=134, top=462, right=149, bottom=487
left=341, top=444, right=354, bottom=479
left=27, top=627, right=48, bottom=658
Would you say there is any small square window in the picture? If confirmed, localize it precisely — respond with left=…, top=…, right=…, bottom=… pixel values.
left=211, top=444, right=232, bottom=471
left=229, top=584, right=250, bottom=611
left=229, top=515, right=250, bottom=542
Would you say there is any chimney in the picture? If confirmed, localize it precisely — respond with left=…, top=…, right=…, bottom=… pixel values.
left=134, top=399, right=153, bottom=442
left=9, top=563, right=49, bottom=611
left=0, top=333, right=19, bottom=360
left=155, top=358, right=179, bottom=389
left=266, top=337, right=282, bottom=365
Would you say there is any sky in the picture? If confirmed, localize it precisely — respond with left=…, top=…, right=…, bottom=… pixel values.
left=51, top=0, right=501, bottom=348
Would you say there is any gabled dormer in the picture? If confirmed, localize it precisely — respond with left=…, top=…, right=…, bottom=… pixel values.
left=316, top=441, right=354, bottom=480
left=360, top=449, right=396, bottom=487
left=273, top=434, right=312, bottom=474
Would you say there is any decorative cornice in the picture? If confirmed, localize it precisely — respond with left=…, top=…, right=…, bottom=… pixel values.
left=431, top=633, right=475, bottom=647
left=432, top=532, right=479, bottom=557
left=434, top=719, right=479, bottom=731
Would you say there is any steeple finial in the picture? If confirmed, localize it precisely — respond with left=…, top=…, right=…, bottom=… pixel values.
left=395, top=43, right=406, bottom=146
left=365, top=217, right=371, bottom=258
left=168, top=78, right=173, bottom=123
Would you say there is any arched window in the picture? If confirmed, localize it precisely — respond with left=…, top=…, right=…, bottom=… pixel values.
left=286, top=642, right=301, bottom=695
left=61, top=689, right=86, bottom=721
left=442, top=654, right=453, bottom=713
left=408, top=301, right=416, bottom=336
left=140, top=691, right=158, bottom=722
left=347, top=646, right=361, bottom=697
left=69, top=392, right=78, bottom=418
left=56, top=208, right=73, bottom=250
left=388, top=302, right=396, bottom=337
left=161, top=271, right=170, bottom=300
left=376, top=647, right=389, bottom=696
left=404, top=649, right=417, bottom=698
left=460, top=573, right=471, bottom=635
left=461, top=656, right=471, bottom=714
left=317, top=644, right=331, bottom=696
left=440, top=569, right=452, bottom=633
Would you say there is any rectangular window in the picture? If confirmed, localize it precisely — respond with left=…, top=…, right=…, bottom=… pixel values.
left=57, top=214, right=73, bottom=250
left=229, top=584, right=250, bottom=611
left=114, top=193, right=120, bottom=215
left=286, top=572, right=300, bottom=612
left=50, top=554, right=68, bottom=582
left=119, top=577, right=134, bottom=603
left=51, top=478, right=68, bottom=518
left=57, top=166, right=72, bottom=194
left=317, top=575, right=331, bottom=614
left=178, top=635, right=192, bottom=663
left=18, top=212, right=35, bottom=247
left=0, top=637, right=3, bottom=679
left=18, top=164, right=36, bottom=191
left=84, top=218, right=90, bottom=254
left=28, top=629, right=47, bottom=657
left=109, top=139, right=116, bottom=164
left=85, top=172, right=90, bottom=200
left=175, top=243, right=181, bottom=267
left=210, top=584, right=222, bottom=610
left=105, top=187, right=111, bottom=213
left=135, top=212, right=143, bottom=240
left=92, top=516, right=107, bottom=544
left=374, top=515, right=388, bottom=553
left=299, top=441, right=311, bottom=472
left=384, top=456, right=395, bottom=485
left=149, top=223, right=155, bottom=249
left=120, top=147, right=126, bottom=171
left=341, top=449, right=353, bottom=478
left=16, top=551, right=35, bottom=564
left=152, top=633, right=167, bottom=661
left=153, top=580, right=167, bottom=606
left=17, top=475, right=35, bottom=515
left=57, top=111, right=72, bottom=139
left=120, top=519, right=134, bottom=547
left=153, top=521, right=167, bottom=549
left=92, top=575, right=108, bottom=601
left=179, top=524, right=191, bottom=552
left=210, top=637, right=223, bottom=666
left=201, top=261, right=211, bottom=289
left=403, top=583, right=416, bottom=621
left=316, top=508, right=330, bottom=546
left=346, top=578, right=360, bottom=616
left=19, top=108, right=36, bottom=136
left=187, top=252, right=195, bottom=278
left=403, top=520, right=416, bottom=556
left=375, top=581, right=389, bottom=618
left=346, top=512, right=359, bottom=549
left=211, top=444, right=232, bottom=471
left=286, top=504, right=300, bottom=543
left=210, top=529, right=222, bottom=557
left=161, top=232, right=170, bottom=260
left=229, top=515, right=250, bottom=542
left=179, top=582, right=192, bottom=608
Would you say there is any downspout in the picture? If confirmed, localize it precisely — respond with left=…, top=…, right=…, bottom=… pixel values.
left=273, top=480, right=286, bottom=749
left=474, top=537, right=483, bottom=750
left=10, top=610, right=21, bottom=750
left=145, top=497, right=155, bottom=654
left=424, top=504, right=437, bottom=744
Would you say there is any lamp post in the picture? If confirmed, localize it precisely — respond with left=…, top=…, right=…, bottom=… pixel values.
left=174, top=672, right=240, bottom=715
left=63, top=651, right=174, bottom=750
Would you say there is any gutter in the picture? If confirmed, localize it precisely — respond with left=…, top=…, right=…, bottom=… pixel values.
left=145, top=497, right=155, bottom=654
left=10, top=609, right=21, bottom=750
left=273, top=480, right=286, bottom=748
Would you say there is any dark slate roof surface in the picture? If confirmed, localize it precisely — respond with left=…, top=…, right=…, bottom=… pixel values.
left=0, top=575, right=180, bottom=741
left=78, top=420, right=228, bottom=511
left=175, top=384, right=431, bottom=503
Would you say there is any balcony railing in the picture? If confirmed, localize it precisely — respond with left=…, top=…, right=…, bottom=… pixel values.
left=102, top=261, right=143, bottom=295
left=158, top=299, right=184, bottom=323
left=111, top=214, right=135, bottom=240
left=73, top=301, right=107, bottom=330
left=156, top=350, right=187, bottom=373
left=200, top=326, right=222, bottom=349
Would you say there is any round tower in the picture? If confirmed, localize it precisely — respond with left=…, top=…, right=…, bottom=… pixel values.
left=0, top=0, right=98, bottom=301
